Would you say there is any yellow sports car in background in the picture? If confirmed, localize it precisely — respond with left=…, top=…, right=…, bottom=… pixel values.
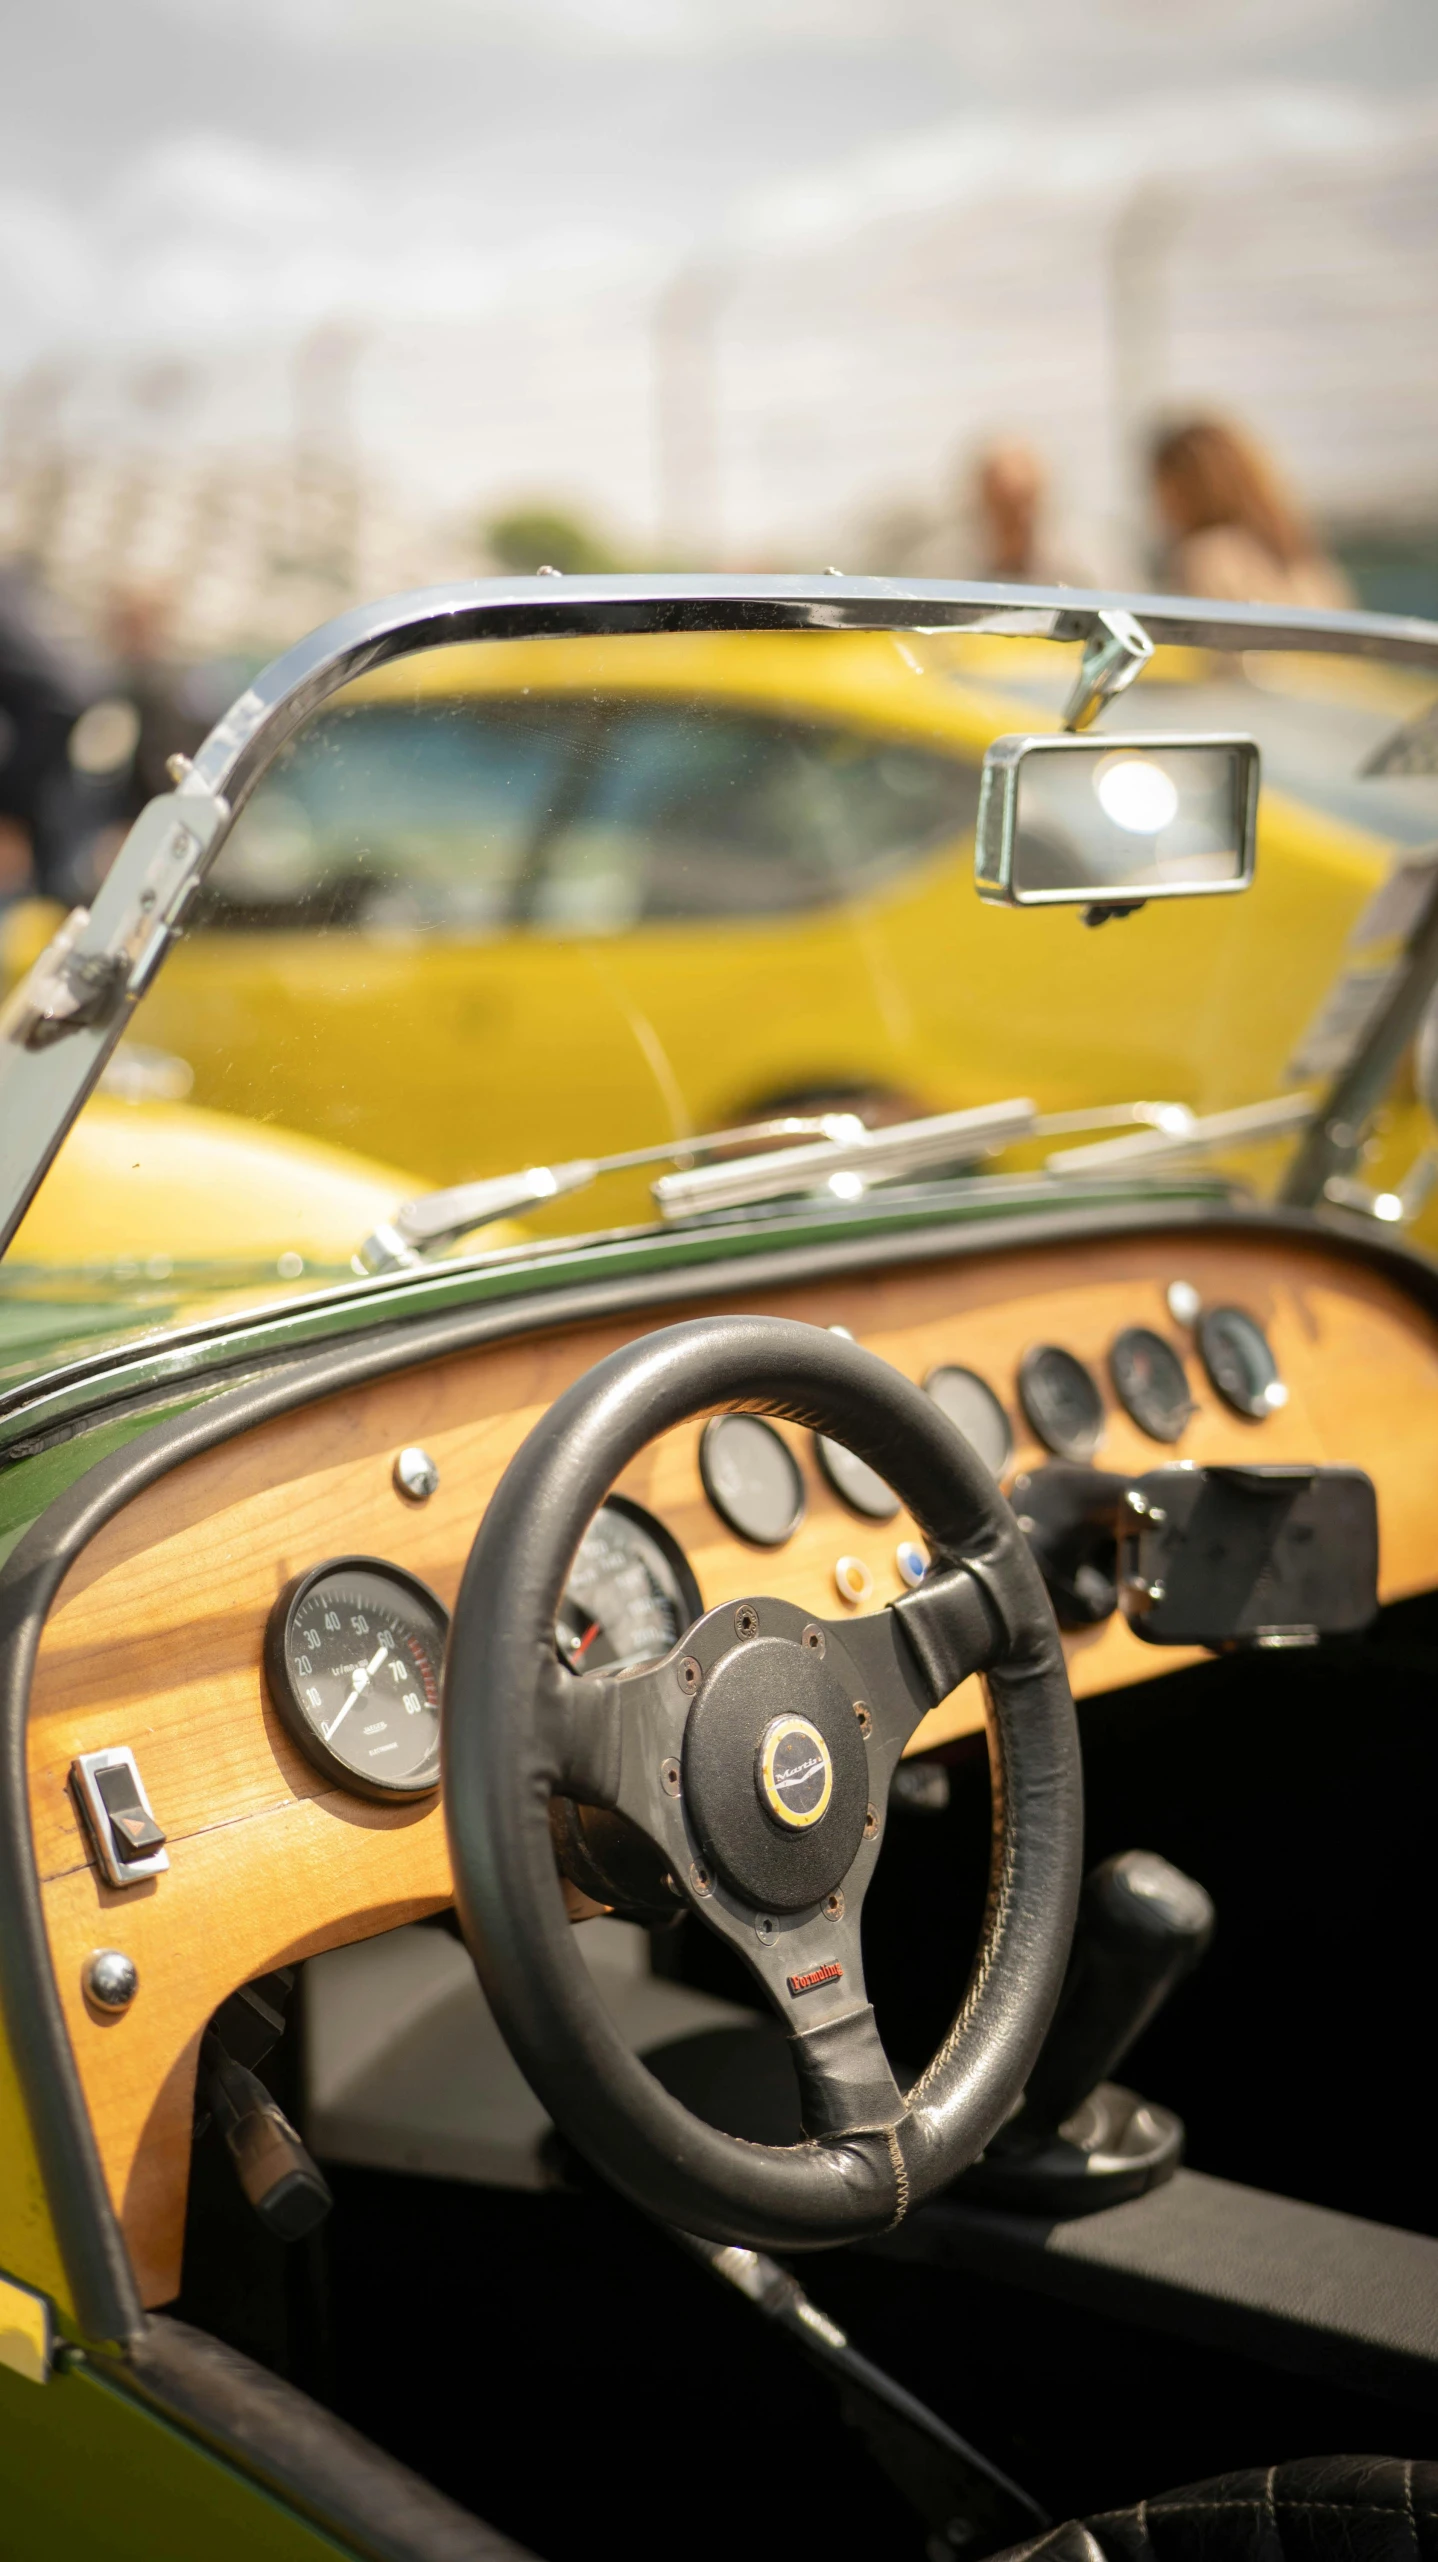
left=5, top=624, right=1436, bottom=1271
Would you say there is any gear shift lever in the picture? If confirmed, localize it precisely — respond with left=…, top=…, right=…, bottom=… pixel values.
left=962, top=1850, right=1214, bottom=2216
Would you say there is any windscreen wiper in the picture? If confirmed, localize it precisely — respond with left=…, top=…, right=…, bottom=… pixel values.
left=357, top=1101, right=1036, bottom=1272
left=1046, top=1092, right=1314, bottom=1175
left=356, top=1112, right=870, bottom=1272
left=357, top=1096, right=1213, bottom=1274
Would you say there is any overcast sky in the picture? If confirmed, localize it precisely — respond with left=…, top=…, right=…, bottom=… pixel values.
left=3, top=0, right=1438, bottom=368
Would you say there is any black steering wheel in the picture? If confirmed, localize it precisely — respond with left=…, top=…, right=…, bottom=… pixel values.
left=444, top=1315, right=1082, bottom=2249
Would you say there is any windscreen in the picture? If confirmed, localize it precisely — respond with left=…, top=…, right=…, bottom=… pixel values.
left=5, top=623, right=1438, bottom=1358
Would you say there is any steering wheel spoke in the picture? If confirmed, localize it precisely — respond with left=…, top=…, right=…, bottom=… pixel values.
left=831, top=1562, right=1005, bottom=1775
left=699, top=1886, right=902, bottom=2138
left=544, top=1651, right=692, bottom=1872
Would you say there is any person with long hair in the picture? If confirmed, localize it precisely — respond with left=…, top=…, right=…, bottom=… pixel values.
left=1151, top=416, right=1351, bottom=609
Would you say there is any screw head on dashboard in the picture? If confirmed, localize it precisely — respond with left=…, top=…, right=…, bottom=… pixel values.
left=660, top=1757, right=682, bottom=1796
left=393, top=1446, right=440, bottom=1502
left=678, top=1655, right=702, bottom=1695
left=84, top=1949, right=138, bottom=2014
left=734, top=1603, right=759, bottom=1639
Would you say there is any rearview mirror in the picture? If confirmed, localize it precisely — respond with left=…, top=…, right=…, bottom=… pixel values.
left=975, top=732, right=1259, bottom=910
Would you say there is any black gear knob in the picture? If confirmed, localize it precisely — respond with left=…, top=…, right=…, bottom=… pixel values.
left=1021, top=1849, right=1215, bottom=2136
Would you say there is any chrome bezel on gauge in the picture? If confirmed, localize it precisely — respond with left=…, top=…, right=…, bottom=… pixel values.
left=263, top=1554, right=448, bottom=1802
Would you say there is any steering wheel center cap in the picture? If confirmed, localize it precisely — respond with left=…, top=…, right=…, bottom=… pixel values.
left=757, top=1715, right=833, bottom=1830
left=681, top=1627, right=869, bottom=1912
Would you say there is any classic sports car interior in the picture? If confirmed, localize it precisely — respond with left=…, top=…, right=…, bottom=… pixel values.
left=2, top=579, right=1438, bottom=2562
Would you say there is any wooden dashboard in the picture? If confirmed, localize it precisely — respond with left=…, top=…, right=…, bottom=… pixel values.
left=25, top=1224, right=1438, bottom=2305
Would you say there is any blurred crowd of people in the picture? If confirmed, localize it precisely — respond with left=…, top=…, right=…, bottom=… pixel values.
left=969, top=414, right=1352, bottom=606
left=0, top=412, right=1350, bottom=913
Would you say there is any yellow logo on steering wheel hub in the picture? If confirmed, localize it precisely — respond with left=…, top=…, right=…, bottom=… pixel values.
left=757, top=1715, right=834, bottom=1831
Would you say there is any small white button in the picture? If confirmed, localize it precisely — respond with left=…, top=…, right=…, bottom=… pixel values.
left=1167, top=1280, right=1201, bottom=1327
left=834, top=1555, right=874, bottom=1606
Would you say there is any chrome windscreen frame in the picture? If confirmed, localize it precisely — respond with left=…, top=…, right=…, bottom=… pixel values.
left=0, top=571, right=1435, bottom=1262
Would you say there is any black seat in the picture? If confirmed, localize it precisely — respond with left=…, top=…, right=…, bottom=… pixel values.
left=1001, top=2460, right=1438, bottom=2562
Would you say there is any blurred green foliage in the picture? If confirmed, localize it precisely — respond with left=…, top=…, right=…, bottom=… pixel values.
left=484, top=507, right=621, bottom=575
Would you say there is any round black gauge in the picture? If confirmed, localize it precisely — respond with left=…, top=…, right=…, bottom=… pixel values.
left=264, top=1556, right=447, bottom=1800
left=558, top=1496, right=703, bottom=1674
left=813, top=1434, right=900, bottom=1521
left=700, top=1414, right=805, bottom=1547
left=1018, top=1345, right=1105, bottom=1461
left=924, top=1365, right=1013, bottom=1478
left=1109, top=1326, right=1194, bottom=1443
left=1198, top=1304, right=1285, bottom=1420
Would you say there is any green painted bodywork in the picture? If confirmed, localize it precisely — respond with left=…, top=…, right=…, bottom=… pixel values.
left=0, top=2348, right=357, bottom=2559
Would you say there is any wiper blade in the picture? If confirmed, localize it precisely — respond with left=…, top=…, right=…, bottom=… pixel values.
left=651, top=1099, right=1037, bottom=1218
left=1045, top=1093, right=1314, bottom=1175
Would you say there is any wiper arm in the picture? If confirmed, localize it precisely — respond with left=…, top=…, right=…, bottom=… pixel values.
left=1045, top=1093, right=1314, bottom=1175
left=355, top=1113, right=870, bottom=1272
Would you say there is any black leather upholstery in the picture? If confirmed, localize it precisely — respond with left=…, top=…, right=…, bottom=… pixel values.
left=1000, top=2460, right=1438, bottom=2562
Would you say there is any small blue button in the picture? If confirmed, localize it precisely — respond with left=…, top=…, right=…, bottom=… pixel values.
left=895, top=1539, right=928, bottom=1590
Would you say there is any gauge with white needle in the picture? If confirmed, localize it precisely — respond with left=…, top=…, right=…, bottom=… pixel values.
left=264, top=1556, right=447, bottom=1799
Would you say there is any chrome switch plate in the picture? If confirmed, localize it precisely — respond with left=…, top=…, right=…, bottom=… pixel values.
left=70, top=1746, right=169, bottom=1889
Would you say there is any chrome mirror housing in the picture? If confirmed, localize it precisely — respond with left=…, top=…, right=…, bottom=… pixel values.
left=974, top=731, right=1259, bottom=913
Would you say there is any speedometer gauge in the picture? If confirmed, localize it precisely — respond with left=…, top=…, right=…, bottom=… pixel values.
left=265, top=1557, right=447, bottom=1800
left=559, top=1497, right=702, bottom=1674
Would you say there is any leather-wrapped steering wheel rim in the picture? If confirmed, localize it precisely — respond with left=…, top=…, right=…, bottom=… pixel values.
left=445, top=1314, right=1083, bottom=2249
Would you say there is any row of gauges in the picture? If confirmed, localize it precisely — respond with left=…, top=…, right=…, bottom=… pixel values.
left=264, top=1496, right=702, bottom=1808
left=263, top=1302, right=1283, bottom=1806
left=695, top=1304, right=1283, bottom=1541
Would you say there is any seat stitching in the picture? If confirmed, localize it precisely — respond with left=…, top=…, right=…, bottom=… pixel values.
left=1405, top=2459, right=1418, bottom=2562
left=1267, top=2462, right=1280, bottom=2562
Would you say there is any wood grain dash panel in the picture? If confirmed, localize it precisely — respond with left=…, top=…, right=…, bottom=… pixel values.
left=30, top=1225, right=1438, bottom=2305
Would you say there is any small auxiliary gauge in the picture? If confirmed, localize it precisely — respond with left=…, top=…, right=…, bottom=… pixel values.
left=1109, top=1326, right=1194, bottom=1443
left=1018, top=1344, right=1105, bottom=1461
left=814, top=1434, right=900, bottom=1521
left=924, top=1364, right=1013, bottom=1479
left=1198, top=1305, right=1286, bottom=1420
left=700, top=1414, right=805, bottom=1546
left=265, top=1556, right=447, bottom=1800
